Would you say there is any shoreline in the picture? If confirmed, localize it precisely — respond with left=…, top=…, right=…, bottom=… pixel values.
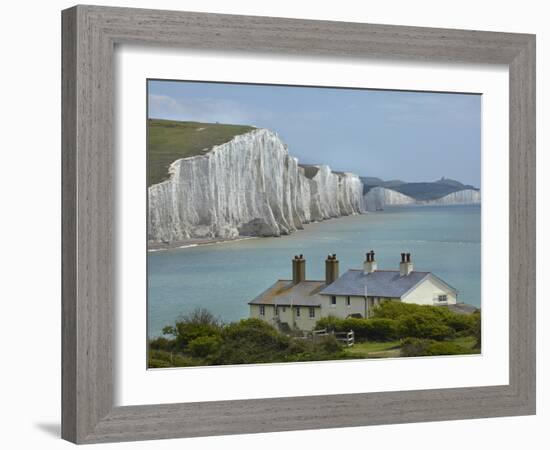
left=148, top=236, right=258, bottom=252
left=147, top=213, right=362, bottom=252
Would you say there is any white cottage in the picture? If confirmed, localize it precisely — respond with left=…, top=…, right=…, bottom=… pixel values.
left=249, top=252, right=469, bottom=331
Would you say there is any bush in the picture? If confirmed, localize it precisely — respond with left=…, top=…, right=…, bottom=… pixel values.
left=371, top=301, right=421, bottom=320
left=148, top=358, right=172, bottom=368
left=400, top=338, right=473, bottom=357
left=315, top=316, right=344, bottom=332
left=162, top=307, right=222, bottom=350
left=317, top=335, right=342, bottom=354
left=188, top=335, right=222, bottom=358
left=215, top=319, right=290, bottom=365
left=285, top=336, right=344, bottom=362
left=397, top=314, right=455, bottom=340
left=470, top=311, right=481, bottom=349
left=149, top=336, right=175, bottom=352
left=147, top=349, right=206, bottom=368
left=443, top=313, right=475, bottom=333
left=317, top=316, right=399, bottom=341
left=357, top=318, right=399, bottom=341
left=167, top=322, right=221, bottom=350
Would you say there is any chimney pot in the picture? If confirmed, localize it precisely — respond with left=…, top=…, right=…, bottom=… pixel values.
left=325, top=253, right=339, bottom=285
left=292, top=255, right=306, bottom=284
left=363, top=250, right=377, bottom=273
left=399, top=253, right=413, bottom=276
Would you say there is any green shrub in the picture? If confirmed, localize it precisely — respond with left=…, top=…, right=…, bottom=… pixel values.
left=148, top=349, right=173, bottom=363
left=400, top=338, right=473, bottom=357
left=424, top=341, right=473, bottom=356
left=285, top=336, right=344, bottom=362
left=161, top=307, right=222, bottom=350
left=147, top=349, right=205, bottom=367
left=443, top=313, right=475, bottom=333
left=315, top=316, right=344, bottom=332
left=400, top=338, right=431, bottom=357
left=339, top=318, right=368, bottom=338
left=354, top=318, right=399, bottom=341
left=215, top=319, right=290, bottom=365
left=148, top=358, right=173, bottom=368
left=397, top=314, right=455, bottom=340
left=317, top=335, right=342, bottom=353
left=188, top=335, right=222, bottom=358
left=371, top=301, right=421, bottom=319
left=149, top=336, right=175, bottom=352
left=470, top=311, right=481, bottom=349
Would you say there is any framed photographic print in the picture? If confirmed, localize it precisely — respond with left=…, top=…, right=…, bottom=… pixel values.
left=62, top=5, right=536, bottom=444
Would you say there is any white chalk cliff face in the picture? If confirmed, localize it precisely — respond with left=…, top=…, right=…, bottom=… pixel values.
left=363, top=187, right=415, bottom=211
left=148, top=129, right=364, bottom=243
left=363, top=187, right=481, bottom=211
left=428, top=189, right=481, bottom=205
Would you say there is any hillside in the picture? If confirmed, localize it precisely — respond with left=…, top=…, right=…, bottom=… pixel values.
left=147, top=119, right=255, bottom=186
left=360, top=176, right=405, bottom=194
left=393, top=182, right=464, bottom=201
left=361, top=176, right=479, bottom=201
left=435, top=177, right=477, bottom=190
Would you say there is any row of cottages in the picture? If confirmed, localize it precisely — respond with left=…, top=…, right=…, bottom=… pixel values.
left=249, top=251, right=464, bottom=331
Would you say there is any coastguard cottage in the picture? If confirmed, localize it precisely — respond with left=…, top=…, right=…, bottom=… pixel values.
left=249, top=251, right=462, bottom=331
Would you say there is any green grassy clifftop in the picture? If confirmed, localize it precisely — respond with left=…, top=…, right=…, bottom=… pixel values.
left=147, top=119, right=255, bottom=187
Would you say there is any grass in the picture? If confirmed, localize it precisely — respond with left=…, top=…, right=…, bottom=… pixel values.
left=343, top=336, right=479, bottom=359
left=343, top=341, right=402, bottom=358
left=147, top=119, right=255, bottom=186
left=450, top=335, right=480, bottom=352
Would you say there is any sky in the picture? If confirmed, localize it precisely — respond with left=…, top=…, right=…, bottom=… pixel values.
left=148, top=80, right=481, bottom=187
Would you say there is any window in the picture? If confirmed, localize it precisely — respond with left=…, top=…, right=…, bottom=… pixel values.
left=346, top=296, right=351, bottom=307
left=331, top=296, right=337, bottom=306
left=275, top=306, right=279, bottom=316
left=259, top=305, right=265, bottom=316
left=296, top=307, right=300, bottom=317
left=438, top=295, right=448, bottom=303
left=309, top=307, right=315, bottom=318
left=282, top=307, right=286, bottom=312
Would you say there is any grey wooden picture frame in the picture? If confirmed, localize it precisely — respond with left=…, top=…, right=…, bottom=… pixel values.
left=61, top=4, right=536, bottom=444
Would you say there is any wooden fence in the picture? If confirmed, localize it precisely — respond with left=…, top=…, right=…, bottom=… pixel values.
left=309, top=329, right=355, bottom=347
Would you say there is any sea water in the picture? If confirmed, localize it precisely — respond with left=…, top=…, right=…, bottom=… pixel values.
left=147, top=204, right=481, bottom=338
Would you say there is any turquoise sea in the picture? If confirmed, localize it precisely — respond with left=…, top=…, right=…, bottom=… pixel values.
left=147, top=205, right=481, bottom=338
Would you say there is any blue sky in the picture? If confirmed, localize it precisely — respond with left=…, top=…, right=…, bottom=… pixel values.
left=148, top=80, right=481, bottom=186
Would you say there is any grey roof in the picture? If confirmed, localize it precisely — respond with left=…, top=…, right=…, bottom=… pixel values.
left=319, top=269, right=435, bottom=298
left=248, top=280, right=325, bottom=307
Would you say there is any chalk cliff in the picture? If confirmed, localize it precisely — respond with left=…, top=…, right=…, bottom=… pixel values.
left=363, top=187, right=416, bottom=211
left=148, top=129, right=364, bottom=243
left=427, top=189, right=481, bottom=205
left=363, top=186, right=481, bottom=211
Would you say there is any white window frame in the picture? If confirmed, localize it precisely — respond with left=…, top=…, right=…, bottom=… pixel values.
left=296, top=307, right=300, bottom=317
left=259, top=305, right=265, bottom=316
left=309, top=307, right=315, bottom=318
left=346, top=296, right=351, bottom=307
left=330, top=296, right=337, bottom=307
